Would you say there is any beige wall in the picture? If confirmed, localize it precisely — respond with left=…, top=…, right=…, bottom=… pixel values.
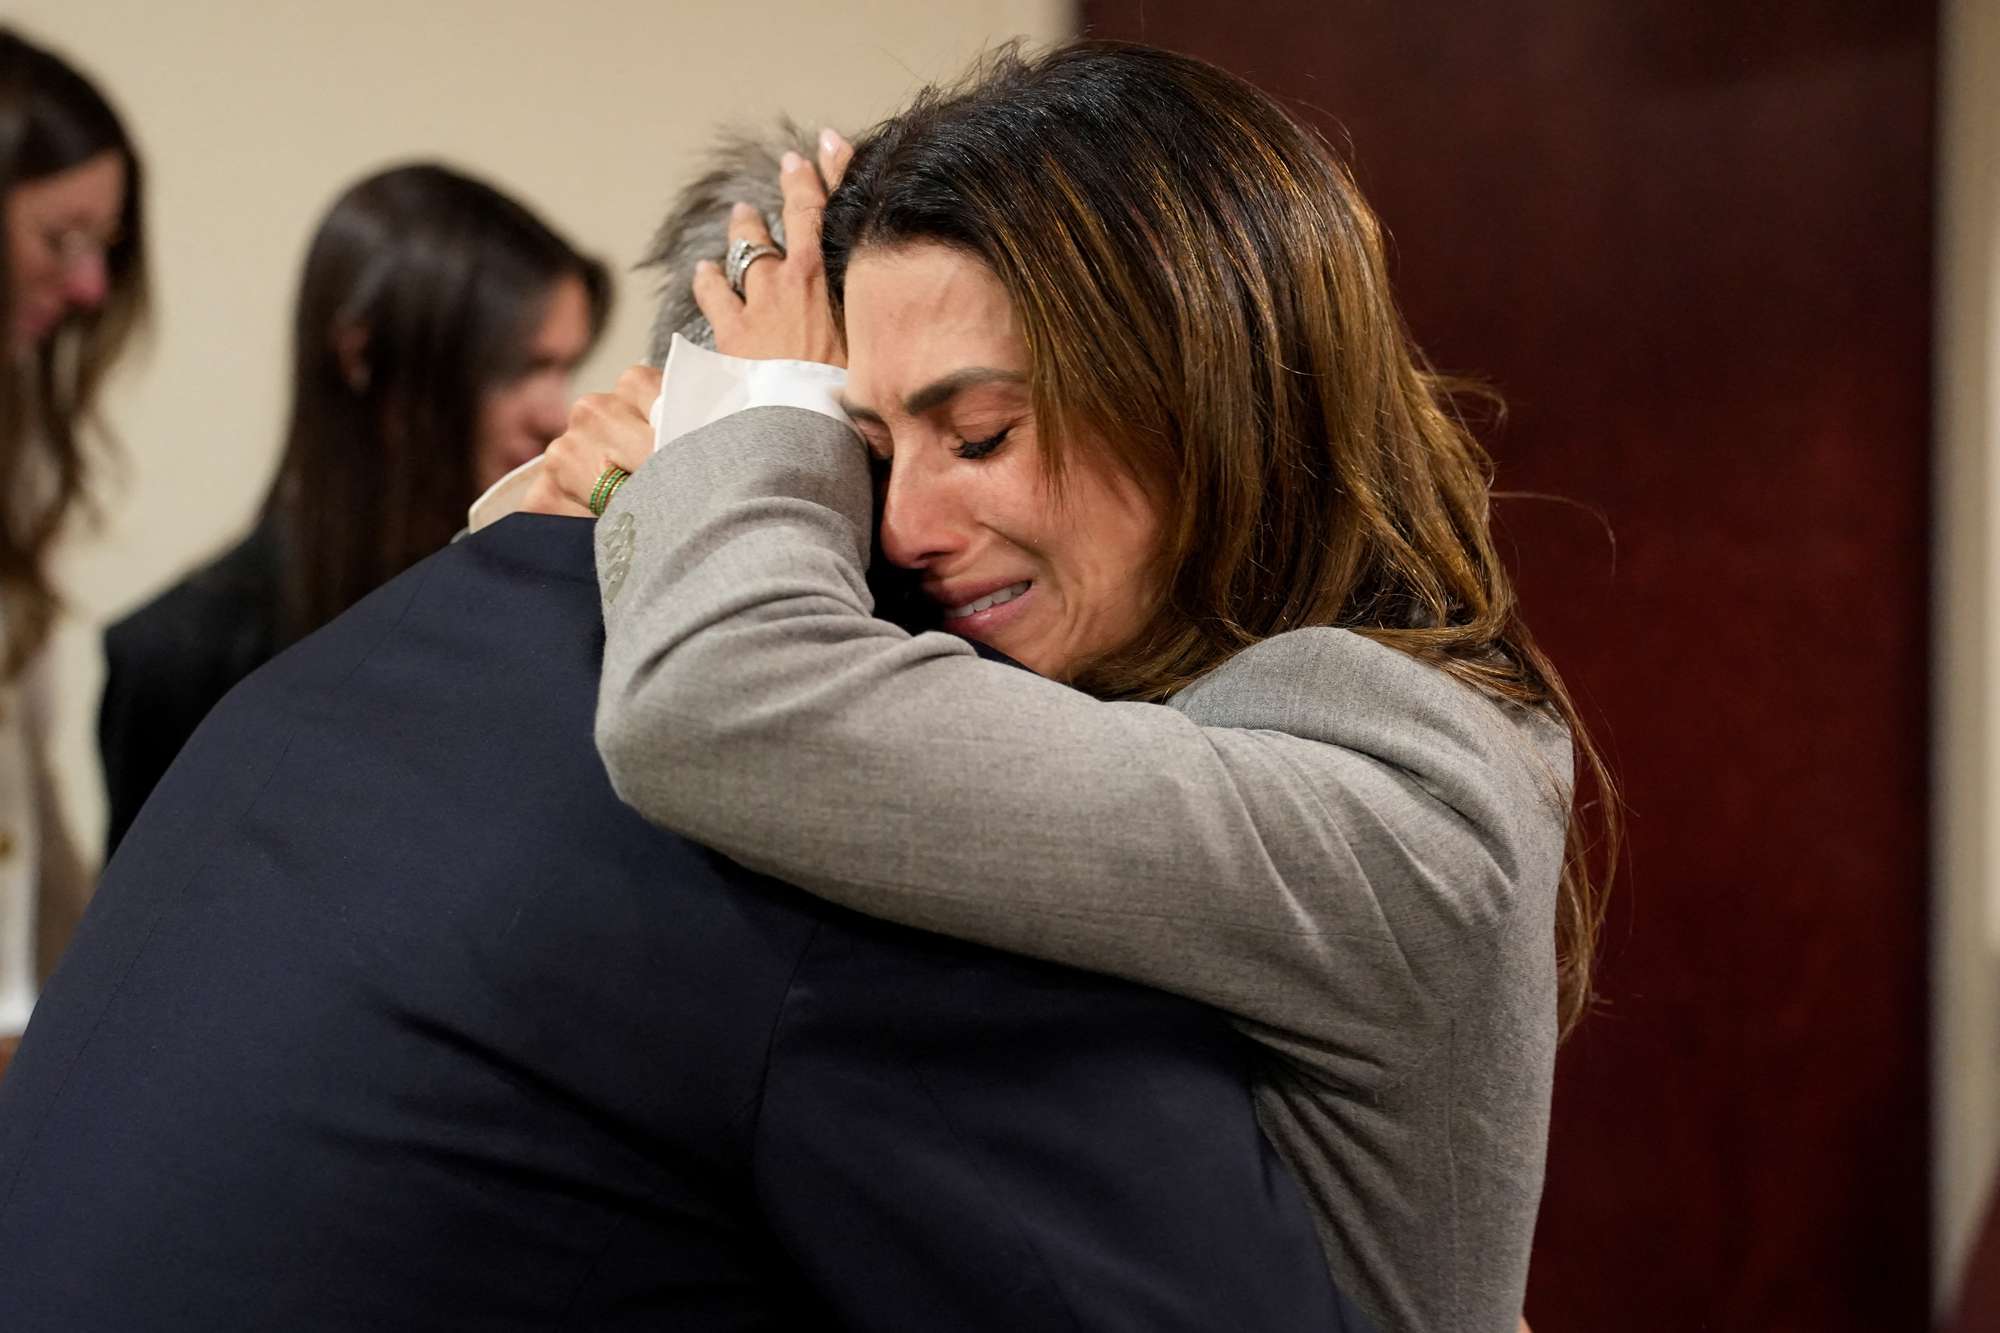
left=12, top=0, right=1073, bottom=854
left=1937, top=0, right=2000, bottom=1308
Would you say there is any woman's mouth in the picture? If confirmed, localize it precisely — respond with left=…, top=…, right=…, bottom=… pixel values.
left=932, top=579, right=1034, bottom=644
left=16, top=306, right=58, bottom=345
left=942, top=580, right=1030, bottom=620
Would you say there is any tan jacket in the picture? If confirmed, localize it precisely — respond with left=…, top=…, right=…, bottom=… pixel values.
left=0, top=636, right=89, bottom=1040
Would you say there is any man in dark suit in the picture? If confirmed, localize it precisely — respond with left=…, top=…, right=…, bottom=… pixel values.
left=0, top=514, right=1364, bottom=1330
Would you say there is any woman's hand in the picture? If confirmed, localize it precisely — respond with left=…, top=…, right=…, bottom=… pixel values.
left=693, top=128, right=855, bottom=365
left=522, top=363, right=662, bottom=516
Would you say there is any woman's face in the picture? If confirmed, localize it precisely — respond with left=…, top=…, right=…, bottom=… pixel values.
left=5, top=150, right=126, bottom=355
left=840, top=243, right=1161, bottom=679
left=472, top=273, right=594, bottom=492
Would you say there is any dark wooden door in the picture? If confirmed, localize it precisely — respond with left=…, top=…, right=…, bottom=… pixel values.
left=1077, top=4, right=1936, bottom=1328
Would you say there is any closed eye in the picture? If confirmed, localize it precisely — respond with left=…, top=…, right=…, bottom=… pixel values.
left=954, top=429, right=1010, bottom=461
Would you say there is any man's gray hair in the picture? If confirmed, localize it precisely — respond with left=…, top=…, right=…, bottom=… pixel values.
left=639, top=119, right=833, bottom=364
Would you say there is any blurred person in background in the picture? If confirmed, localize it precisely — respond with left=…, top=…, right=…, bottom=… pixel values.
left=0, top=27, right=147, bottom=1073
left=97, top=162, right=608, bottom=855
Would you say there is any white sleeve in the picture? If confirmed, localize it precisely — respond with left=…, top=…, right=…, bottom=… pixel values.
left=650, top=336, right=851, bottom=449
left=465, top=338, right=852, bottom=534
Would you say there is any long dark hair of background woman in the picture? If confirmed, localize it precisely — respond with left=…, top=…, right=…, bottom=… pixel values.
left=0, top=26, right=146, bottom=677
left=266, top=163, right=611, bottom=643
left=99, top=163, right=607, bottom=857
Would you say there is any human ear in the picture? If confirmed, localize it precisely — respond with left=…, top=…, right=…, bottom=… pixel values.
left=333, top=323, right=371, bottom=392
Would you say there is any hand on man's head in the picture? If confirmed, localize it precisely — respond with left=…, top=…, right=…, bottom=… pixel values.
left=522, top=125, right=858, bottom=518
left=692, top=128, right=854, bottom=366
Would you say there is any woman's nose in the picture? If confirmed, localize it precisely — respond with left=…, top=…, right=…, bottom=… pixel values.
left=529, top=376, right=573, bottom=443
left=877, top=458, right=964, bottom=570
left=62, top=252, right=109, bottom=310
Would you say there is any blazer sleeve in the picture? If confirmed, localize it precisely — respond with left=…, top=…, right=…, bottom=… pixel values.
left=594, top=406, right=1572, bottom=1078
left=99, top=623, right=184, bottom=859
left=98, top=611, right=245, bottom=860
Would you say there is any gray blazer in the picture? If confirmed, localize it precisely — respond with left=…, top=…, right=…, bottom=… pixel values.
left=594, top=404, right=1573, bottom=1333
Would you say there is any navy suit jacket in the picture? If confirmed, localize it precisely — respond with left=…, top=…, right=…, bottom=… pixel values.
left=0, top=515, right=1364, bottom=1331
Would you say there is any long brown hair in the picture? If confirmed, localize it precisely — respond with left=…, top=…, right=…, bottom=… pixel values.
left=823, top=40, right=1618, bottom=1037
left=0, top=28, right=147, bottom=677
left=262, top=163, right=610, bottom=643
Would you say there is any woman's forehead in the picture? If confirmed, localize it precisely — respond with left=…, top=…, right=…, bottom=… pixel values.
left=843, top=243, right=1025, bottom=388
left=11, top=150, right=126, bottom=224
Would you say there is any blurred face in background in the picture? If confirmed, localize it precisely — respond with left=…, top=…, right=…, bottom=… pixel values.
left=5, top=149, right=126, bottom=354
left=473, top=272, right=594, bottom=491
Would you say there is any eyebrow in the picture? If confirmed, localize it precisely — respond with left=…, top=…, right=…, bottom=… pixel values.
left=839, top=366, right=1028, bottom=424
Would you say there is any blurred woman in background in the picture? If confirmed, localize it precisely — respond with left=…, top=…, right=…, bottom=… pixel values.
left=98, top=163, right=608, bottom=854
left=0, top=27, right=147, bottom=1063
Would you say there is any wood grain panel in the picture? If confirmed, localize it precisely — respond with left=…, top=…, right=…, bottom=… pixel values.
left=1077, top=4, right=1936, bottom=1328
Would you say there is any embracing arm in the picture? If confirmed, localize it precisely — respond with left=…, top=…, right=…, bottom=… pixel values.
left=594, top=404, right=1570, bottom=1072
